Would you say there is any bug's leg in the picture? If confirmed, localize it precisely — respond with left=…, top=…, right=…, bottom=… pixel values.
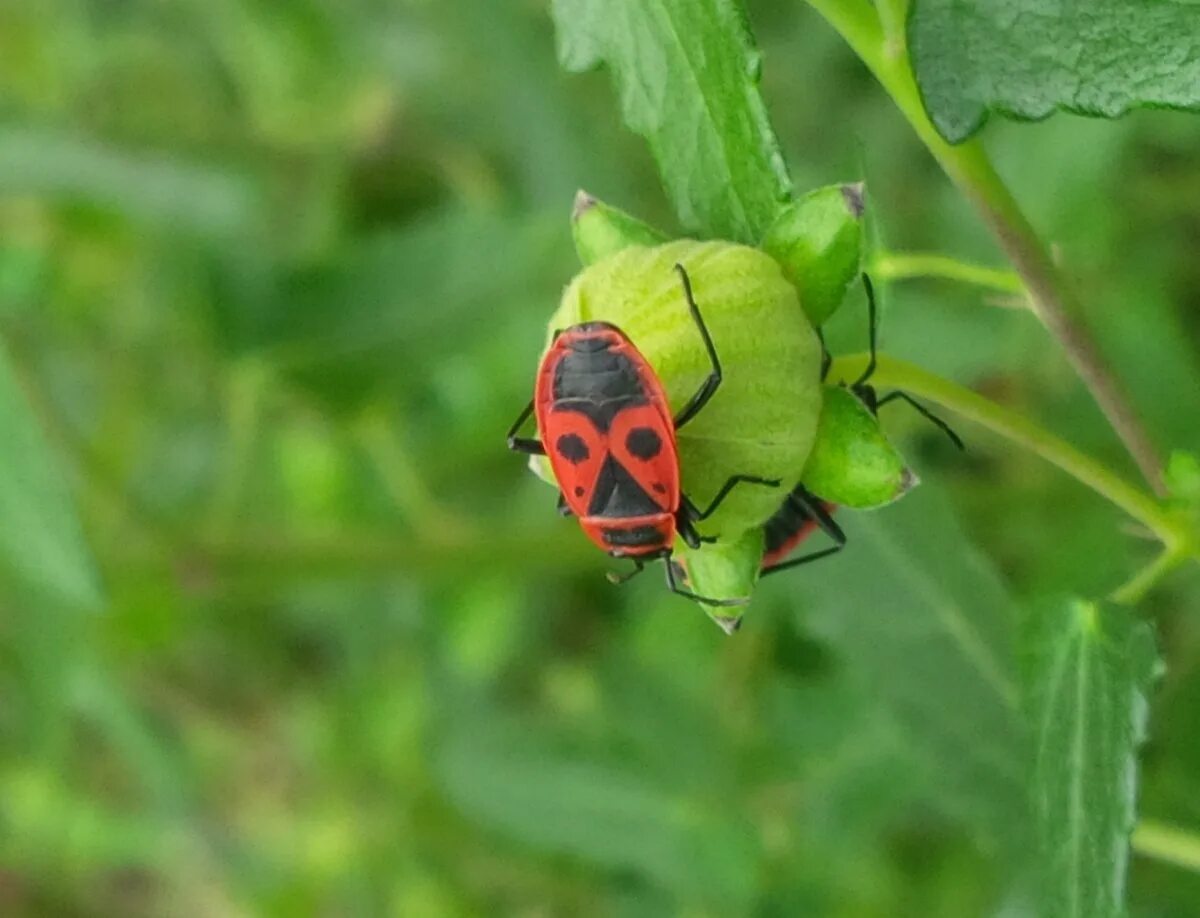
left=760, top=544, right=843, bottom=577
left=850, top=273, right=879, bottom=389
left=874, top=391, right=965, bottom=451
left=606, top=558, right=645, bottom=585
left=688, top=474, right=782, bottom=522
left=798, top=489, right=844, bottom=544
left=556, top=493, right=573, bottom=517
left=761, top=490, right=847, bottom=577
left=676, top=509, right=703, bottom=550
left=667, top=557, right=689, bottom=588
left=506, top=399, right=544, bottom=454
left=852, top=381, right=879, bottom=414
left=671, top=263, right=723, bottom=430
left=663, top=555, right=749, bottom=608
left=838, top=277, right=963, bottom=450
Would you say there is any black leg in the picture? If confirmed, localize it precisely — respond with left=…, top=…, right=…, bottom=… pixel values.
left=850, top=273, right=878, bottom=389
left=875, top=391, right=965, bottom=451
left=760, top=544, right=843, bottom=576
left=506, top=399, right=544, bottom=454
left=671, top=263, right=723, bottom=430
left=761, top=491, right=847, bottom=576
left=852, top=381, right=879, bottom=414
left=795, top=488, right=845, bottom=544
left=687, top=473, right=781, bottom=522
left=677, top=511, right=703, bottom=550
left=556, top=492, right=573, bottom=516
left=664, top=555, right=748, bottom=607
left=606, top=558, right=646, bottom=585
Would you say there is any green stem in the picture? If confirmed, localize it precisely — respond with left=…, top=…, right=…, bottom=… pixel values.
left=804, top=0, right=1165, bottom=495
left=1133, top=820, right=1200, bottom=875
left=827, top=354, right=1184, bottom=549
left=874, top=0, right=909, bottom=55
left=355, top=408, right=473, bottom=538
left=1110, top=546, right=1189, bottom=606
left=871, top=251, right=1025, bottom=295
left=190, top=527, right=597, bottom=580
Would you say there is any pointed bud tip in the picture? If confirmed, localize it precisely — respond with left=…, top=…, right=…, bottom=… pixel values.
left=712, top=614, right=743, bottom=635
left=899, top=467, right=921, bottom=494
left=572, top=189, right=597, bottom=221
left=841, top=182, right=866, bottom=218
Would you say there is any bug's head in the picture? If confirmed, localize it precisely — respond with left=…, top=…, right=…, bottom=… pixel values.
left=562, top=321, right=625, bottom=353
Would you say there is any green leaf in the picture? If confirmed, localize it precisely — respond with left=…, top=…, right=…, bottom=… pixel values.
left=551, top=0, right=791, bottom=242
left=0, top=126, right=260, bottom=237
left=435, top=712, right=759, bottom=908
left=787, top=484, right=1026, bottom=850
left=0, top=765, right=177, bottom=871
left=909, top=0, right=1200, bottom=143
left=240, top=208, right=572, bottom=405
left=1022, top=599, right=1159, bottom=918
left=760, top=183, right=864, bottom=326
left=0, top=346, right=101, bottom=611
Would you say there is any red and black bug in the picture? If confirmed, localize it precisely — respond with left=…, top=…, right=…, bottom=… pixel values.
left=507, top=263, right=780, bottom=606
left=758, top=274, right=964, bottom=577
left=760, top=487, right=843, bottom=575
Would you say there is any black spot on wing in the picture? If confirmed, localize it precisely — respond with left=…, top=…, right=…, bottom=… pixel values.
left=625, top=426, right=662, bottom=460
left=555, top=433, right=590, bottom=464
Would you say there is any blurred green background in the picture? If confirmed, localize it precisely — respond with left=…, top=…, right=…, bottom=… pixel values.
left=2, top=1, right=1200, bottom=915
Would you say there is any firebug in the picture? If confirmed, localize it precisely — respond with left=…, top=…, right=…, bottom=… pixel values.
left=507, top=264, right=780, bottom=606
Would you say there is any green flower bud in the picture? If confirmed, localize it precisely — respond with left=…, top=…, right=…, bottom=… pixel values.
left=571, top=190, right=667, bottom=266
left=760, top=184, right=864, bottom=327
left=532, top=240, right=823, bottom=539
left=800, top=385, right=916, bottom=508
left=674, top=529, right=764, bottom=634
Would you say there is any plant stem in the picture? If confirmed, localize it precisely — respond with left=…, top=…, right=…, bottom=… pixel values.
left=804, top=0, right=1166, bottom=495
left=1133, top=820, right=1200, bottom=875
left=827, top=354, right=1184, bottom=549
left=190, top=527, right=598, bottom=580
left=871, top=251, right=1024, bottom=295
left=355, top=408, right=474, bottom=539
left=1110, top=546, right=1190, bottom=606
